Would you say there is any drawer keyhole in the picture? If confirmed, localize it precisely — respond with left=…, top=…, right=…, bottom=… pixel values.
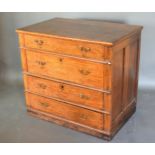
left=59, top=58, right=63, bottom=63
left=59, top=84, right=64, bottom=90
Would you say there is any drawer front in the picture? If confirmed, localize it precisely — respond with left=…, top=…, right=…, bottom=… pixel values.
left=26, top=50, right=110, bottom=89
left=26, top=92, right=104, bottom=130
left=24, top=34, right=110, bottom=61
left=24, top=75, right=104, bottom=110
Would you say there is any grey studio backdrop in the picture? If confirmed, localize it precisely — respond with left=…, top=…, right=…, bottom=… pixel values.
left=0, top=12, right=155, bottom=142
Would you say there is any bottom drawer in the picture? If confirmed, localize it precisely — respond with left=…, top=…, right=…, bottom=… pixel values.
left=25, top=92, right=104, bottom=130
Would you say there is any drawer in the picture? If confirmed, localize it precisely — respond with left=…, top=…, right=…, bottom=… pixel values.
left=24, top=75, right=105, bottom=110
left=26, top=92, right=104, bottom=130
left=24, top=34, right=110, bottom=61
left=26, top=50, right=110, bottom=90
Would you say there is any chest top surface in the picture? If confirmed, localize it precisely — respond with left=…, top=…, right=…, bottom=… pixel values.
left=17, top=18, right=142, bottom=45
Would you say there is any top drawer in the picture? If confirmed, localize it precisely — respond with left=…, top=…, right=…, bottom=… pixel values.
left=22, top=34, right=111, bottom=61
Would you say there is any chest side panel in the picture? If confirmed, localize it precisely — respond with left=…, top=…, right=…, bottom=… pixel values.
left=111, top=32, right=141, bottom=134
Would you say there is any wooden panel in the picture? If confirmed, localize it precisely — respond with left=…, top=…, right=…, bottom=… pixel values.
left=18, top=34, right=27, bottom=72
left=23, top=34, right=111, bottom=61
left=20, top=49, right=28, bottom=72
left=120, top=41, right=138, bottom=110
left=18, top=33, right=25, bottom=46
left=134, top=38, right=141, bottom=100
left=24, top=74, right=107, bottom=110
left=16, top=18, right=142, bottom=45
left=26, top=92, right=104, bottom=130
left=25, top=50, right=110, bottom=90
left=111, top=49, right=124, bottom=120
left=111, top=99, right=136, bottom=136
left=28, top=108, right=110, bottom=140
left=126, top=41, right=138, bottom=106
left=111, top=37, right=140, bottom=134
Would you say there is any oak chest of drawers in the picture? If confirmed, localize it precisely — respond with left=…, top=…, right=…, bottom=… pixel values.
left=16, top=18, right=142, bottom=140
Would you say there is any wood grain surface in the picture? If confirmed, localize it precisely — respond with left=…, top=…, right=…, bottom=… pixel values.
left=17, top=18, right=143, bottom=140
left=17, top=18, right=142, bottom=45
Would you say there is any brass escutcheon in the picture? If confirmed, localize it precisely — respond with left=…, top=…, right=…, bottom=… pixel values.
left=79, top=69, right=90, bottom=75
left=39, top=102, right=49, bottom=107
left=79, top=93, right=90, bottom=100
left=38, top=83, right=47, bottom=89
left=34, top=39, right=44, bottom=46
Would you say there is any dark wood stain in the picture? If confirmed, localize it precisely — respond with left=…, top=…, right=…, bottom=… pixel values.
left=17, top=18, right=142, bottom=45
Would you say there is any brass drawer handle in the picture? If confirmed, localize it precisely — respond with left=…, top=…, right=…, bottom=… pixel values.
left=34, top=39, right=44, bottom=46
left=36, top=60, right=46, bottom=66
left=79, top=94, right=90, bottom=100
left=39, top=102, right=49, bottom=107
left=80, top=46, right=91, bottom=52
left=79, top=69, right=90, bottom=75
left=79, top=114, right=88, bottom=120
left=59, top=84, right=64, bottom=90
left=38, top=83, right=47, bottom=89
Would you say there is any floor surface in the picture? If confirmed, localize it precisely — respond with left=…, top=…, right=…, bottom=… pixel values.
left=0, top=82, right=155, bottom=143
